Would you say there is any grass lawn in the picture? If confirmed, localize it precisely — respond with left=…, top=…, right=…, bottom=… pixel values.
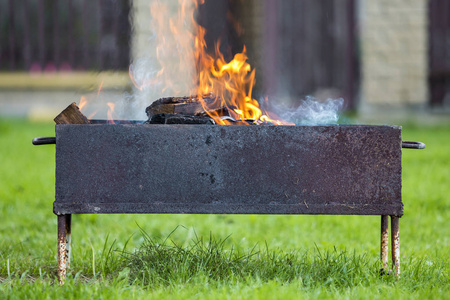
left=0, top=118, right=449, bottom=299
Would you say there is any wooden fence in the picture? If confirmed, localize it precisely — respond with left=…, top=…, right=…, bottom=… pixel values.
left=0, top=0, right=131, bottom=71
left=2, top=0, right=361, bottom=109
left=429, top=0, right=450, bottom=107
left=199, top=0, right=359, bottom=109
left=263, top=0, right=358, bottom=109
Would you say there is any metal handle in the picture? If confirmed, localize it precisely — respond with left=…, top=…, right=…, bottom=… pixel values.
left=31, top=137, right=426, bottom=148
left=402, top=141, right=426, bottom=149
left=32, top=137, right=56, bottom=145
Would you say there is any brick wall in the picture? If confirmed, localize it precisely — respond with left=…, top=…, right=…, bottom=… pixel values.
left=360, top=0, right=428, bottom=107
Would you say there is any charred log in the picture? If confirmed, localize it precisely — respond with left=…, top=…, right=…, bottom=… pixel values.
left=145, top=94, right=229, bottom=118
left=146, top=113, right=215, bottom=125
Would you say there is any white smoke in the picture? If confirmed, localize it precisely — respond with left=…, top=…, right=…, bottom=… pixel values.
left=123, top=0, right=197, bottom=120
left=271, top=96, right=345, bottom=125
left=94, top=0, right=346, bottom=123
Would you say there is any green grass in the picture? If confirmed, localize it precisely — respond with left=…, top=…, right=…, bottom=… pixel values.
left=0, top=118, right=449, bottom=299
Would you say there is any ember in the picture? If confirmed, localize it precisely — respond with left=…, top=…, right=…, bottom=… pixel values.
left=145, top=94, right=279, bottom=125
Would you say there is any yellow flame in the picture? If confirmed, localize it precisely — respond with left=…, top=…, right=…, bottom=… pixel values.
left=79, top=0, right=291, bottom=125
left=97, top=80, right=104, bottom=97
left=106, top=102, right=115, bottom=123
left=191, top=3, right=291, bottom=125
left=79, top=96, right=88, bottom=111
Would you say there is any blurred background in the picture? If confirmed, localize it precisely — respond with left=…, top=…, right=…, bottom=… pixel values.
left=0, top=2, right=449, bottom=292
left=0, top=0, right=449, bottom=124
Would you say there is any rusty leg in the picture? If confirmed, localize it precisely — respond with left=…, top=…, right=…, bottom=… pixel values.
left=57, top=215, right=67, bottom=285
left=380, top=215, right=389, bottom=272
left=65, top=214, right=72, bottom=269
left=391, top=216, right=400, bottom=278
left=57, top=214, right=71, bottom=285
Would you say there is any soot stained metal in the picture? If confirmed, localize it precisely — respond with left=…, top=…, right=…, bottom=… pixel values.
left=54, top=124, right=402, bottom=216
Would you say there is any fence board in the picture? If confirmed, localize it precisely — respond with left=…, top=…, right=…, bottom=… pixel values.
left=263, top=0, right=358, bottom=109
left=429, top=0, right=450, bottom=106
left=199, top=0, right=358, bottom=109
left=0, top=0, right=131, bottom=71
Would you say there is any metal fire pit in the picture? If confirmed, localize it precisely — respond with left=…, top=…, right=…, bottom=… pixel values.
left=33, top=123, right=425, bottom=284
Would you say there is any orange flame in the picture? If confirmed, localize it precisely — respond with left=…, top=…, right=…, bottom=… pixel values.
left=191, top=3, right=290, bottom=125
left=78, top=96, right=97, bottom=120
left=78, top=81, right=113, bottom=121
left=79, top=0, right=291, bottom=125
left=106, top=102, right=116, bottom=124
left=97, top=80, right=104, bottom=97
left=79, top=96, right=88, bottom=111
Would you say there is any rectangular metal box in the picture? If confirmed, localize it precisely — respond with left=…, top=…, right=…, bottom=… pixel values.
left=54, top=124, right=403, bottom=216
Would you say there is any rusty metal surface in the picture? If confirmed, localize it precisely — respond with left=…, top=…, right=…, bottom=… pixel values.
left=380, top=215, right=389, bottom=271
left=54, top=124, right=402, bottom=216
left=57, top=215, right=67, bottom=285
left=65, top=214, right=72, bottom=269
left=391, top=216, right=401, bottom=278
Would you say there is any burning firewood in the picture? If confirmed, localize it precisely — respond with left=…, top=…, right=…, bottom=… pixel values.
left=145, top=94, right=229, bottom=118
left=147, top=113, right=215, bottom=125
left=54, top=102, right=89, bottom=125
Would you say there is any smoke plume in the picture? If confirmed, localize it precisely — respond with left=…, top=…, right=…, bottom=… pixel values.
left=271, top=96, right=344, bottom=125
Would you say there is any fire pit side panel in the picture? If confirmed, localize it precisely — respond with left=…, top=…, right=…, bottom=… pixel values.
left=54, top=124, right=402, bottom=216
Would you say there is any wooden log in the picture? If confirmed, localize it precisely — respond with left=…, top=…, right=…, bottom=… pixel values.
left=145, top=94, right=229, bottom=117
left=54, top=102, right=89, bottom=125
left=146, top=113, right=215, bottom=125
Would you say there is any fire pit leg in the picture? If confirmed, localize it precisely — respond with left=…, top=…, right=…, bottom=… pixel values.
left=65, top=214, right=72, bottom=269
left=57, top=214, right=71, bottom=285
left=380, top=215, right=389, bottom=273
left=391, top=216, right=400, bottom=278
